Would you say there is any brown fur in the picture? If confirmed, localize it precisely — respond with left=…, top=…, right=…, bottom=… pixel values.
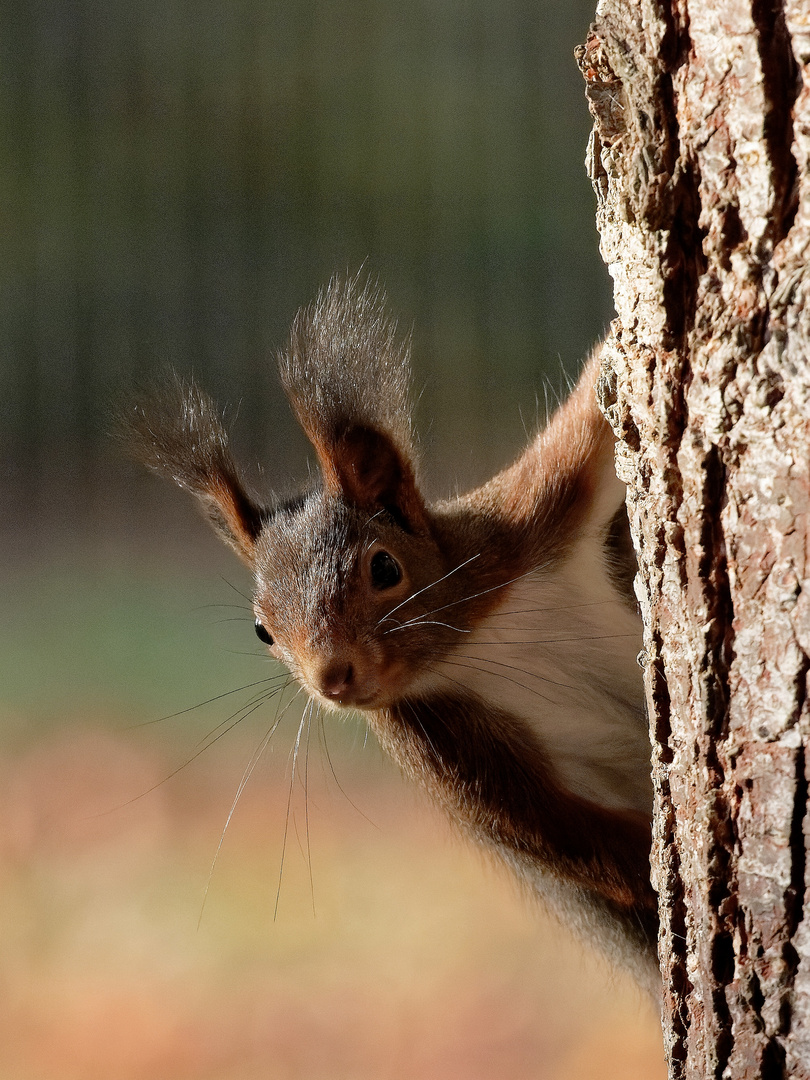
left=123, top=278, right=658, bottom=991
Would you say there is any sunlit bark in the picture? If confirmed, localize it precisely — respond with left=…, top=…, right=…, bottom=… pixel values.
left=577, top=1, right=810, bottom=1075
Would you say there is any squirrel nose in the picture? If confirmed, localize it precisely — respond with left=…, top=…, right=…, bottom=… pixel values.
left=318, top=661, right=355, bottom=699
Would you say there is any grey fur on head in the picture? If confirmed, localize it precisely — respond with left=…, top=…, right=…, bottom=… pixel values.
left=278, top=275, right=415, bottom=463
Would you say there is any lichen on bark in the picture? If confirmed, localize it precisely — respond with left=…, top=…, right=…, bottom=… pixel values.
left=577, top=1, right=810, bottom=1076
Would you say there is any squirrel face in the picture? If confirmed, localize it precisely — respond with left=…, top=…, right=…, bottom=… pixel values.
left=251, top=494, right=461, bottom=710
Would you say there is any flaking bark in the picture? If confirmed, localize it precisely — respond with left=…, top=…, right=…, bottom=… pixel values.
left=576, top=0, right=810, bottom=1077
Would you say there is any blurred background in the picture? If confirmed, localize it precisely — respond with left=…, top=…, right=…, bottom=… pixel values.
left=0, top=0, right=665, bottom=1077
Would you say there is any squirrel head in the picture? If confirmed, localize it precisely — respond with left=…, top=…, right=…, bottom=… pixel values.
left=121, top=278, right=473, bottom=710
left=250, top=492, right=456, bottom=709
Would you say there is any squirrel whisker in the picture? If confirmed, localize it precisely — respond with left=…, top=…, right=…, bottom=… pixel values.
left=376, top=552, right=482, bottom=628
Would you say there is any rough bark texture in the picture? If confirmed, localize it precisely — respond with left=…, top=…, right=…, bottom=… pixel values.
left=575, top=1, right=810, bottom=1077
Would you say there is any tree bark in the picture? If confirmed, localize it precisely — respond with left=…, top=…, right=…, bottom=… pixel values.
left=576, top=1, right=810, bottom=1077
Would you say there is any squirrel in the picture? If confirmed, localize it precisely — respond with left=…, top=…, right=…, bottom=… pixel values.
left=121, top=276, right=659, bottom=994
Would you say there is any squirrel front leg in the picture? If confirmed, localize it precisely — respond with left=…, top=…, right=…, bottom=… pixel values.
left=454, top=350, right=628, bottom=584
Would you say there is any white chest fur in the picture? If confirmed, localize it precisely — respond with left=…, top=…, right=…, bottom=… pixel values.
left=435, top=537, right=651, bottom=814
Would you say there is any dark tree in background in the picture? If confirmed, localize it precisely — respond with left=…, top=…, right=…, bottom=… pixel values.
left=578, top=0, right=810, bottom=1076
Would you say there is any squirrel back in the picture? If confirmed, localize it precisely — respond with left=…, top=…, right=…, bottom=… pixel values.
left=122, top=277, right=658, bottom=993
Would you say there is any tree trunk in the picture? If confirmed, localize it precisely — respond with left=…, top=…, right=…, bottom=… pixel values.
left=576, top=1, right=810, bottom=1077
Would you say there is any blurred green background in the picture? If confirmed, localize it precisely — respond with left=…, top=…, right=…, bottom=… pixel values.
left=0, top=1, right=665, bottom=1077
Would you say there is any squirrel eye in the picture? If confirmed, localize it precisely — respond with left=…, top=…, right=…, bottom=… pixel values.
left=370, top=550, right=402, bottom=590
left=254, top=619, right=274, bottom=646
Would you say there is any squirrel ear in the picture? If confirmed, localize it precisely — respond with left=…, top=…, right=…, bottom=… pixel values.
left=117, top=375, right=263, bottom=565
left=279, top=278, right=428, bottom=531
left=318, top=424, right=428, bottom=532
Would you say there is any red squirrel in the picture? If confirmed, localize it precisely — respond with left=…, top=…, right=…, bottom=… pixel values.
left=122, top=276, right=659, bottom=993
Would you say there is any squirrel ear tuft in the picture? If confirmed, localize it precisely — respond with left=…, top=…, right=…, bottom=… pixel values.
left=279, top=277, right=427, bottom=530
left=116, top=374, right=264, bottom=565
